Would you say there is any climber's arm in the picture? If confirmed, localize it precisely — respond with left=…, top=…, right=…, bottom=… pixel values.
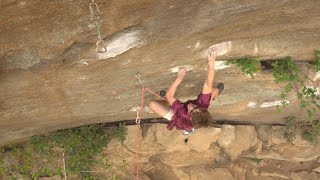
left=167, top=67, right=186, bottom=106
left=202, top=51, right=216, bottom=94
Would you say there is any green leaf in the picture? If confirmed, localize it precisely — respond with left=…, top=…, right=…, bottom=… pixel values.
left=276, top=105, right=282, bottom=113
left=307, top=110, right=314, bottom=120
left=227, top=57, right=260, bottom=79
left=315, top=50, right=320, bottom=71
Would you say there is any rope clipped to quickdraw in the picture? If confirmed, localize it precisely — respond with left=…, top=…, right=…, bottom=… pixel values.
left=134, top=72, right=167, bottom=123
left=134, top=72, right=142, bottom=180
left=134, top=72, right=167, bottom=180
left=89, top=0, right=107, bottom=53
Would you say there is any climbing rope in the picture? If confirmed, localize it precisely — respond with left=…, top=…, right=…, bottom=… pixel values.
left=89, top=0, right=107, bottom=53
left=134, top=72, right=167, bottom=179
left=135, top=72, right=167, bottom=124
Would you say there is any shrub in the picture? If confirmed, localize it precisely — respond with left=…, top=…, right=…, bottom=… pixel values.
left=226, top=57, right=260, bottom=79
left=314, top=50, right=320, bottom=71
left=303, top=120, right=320, bottom=144
left=0, top=123, right=128, bottom=179
left=229, top=51, right=320, bottom=145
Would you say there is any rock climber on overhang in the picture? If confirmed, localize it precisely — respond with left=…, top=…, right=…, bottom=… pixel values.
left=149, top=49, right=224, bottom=135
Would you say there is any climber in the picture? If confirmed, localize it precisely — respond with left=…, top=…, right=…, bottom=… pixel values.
left=149, top=49, right=224, bottom=135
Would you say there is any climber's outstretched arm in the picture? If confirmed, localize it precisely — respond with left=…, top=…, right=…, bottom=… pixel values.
left=202, top=51, right=216, bottom=94
left=166, top=67, right=186, bottom=105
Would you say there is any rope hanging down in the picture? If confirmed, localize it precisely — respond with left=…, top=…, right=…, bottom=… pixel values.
left=134, top=72, right=167, bottom=180
left=89, top=0, right=107, bottom=53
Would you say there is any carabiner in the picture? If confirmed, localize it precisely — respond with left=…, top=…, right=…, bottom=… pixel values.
left=135, top=110, right=141, bottom=124
left=96, top=39, right=107, bottom=53
left=89, top=2, right=100, bottom=17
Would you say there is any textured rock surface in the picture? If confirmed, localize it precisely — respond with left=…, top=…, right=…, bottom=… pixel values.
left=190, top=167, right=234, bottom=180
left=296, top=171, right=320, bottom=180
left=1, top=0, right=320, bottom=146
left=256, top=125, right=272, bottom=148
left=271, top=126, right=315, bottom=147
left=256, top=145, right=320, bottom=162
left=226, top=125, right=257, bottom=159
left=218, top=125, right=235, bottom=148
left=103, top=124, right=320, bottom=179
left=155, top=124, right=221, bottom=153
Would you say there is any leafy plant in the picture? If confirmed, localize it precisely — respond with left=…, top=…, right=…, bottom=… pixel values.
left=314, top=50, right=320, bottom=71
left=0, top=148, right=6, bottom=177
left=31, top=135, right=52, bottom=155
left=55, top=123, right=127, bottom=178
left=271, top=57, right=298, bottom=109
left=118, top=160, right=128, bottom=175
left=230, top=51, right=320, bottom=145
left=106, top=122, right=128, bottom=144
left=303, top=131, right=317, bottom=144
left=283, top=116, right=297, bottom=143
left=226, top=57, right=260, bottom=79
left=284, top=131, right=296, bottom=143
left=272, top=55, right=320, bottom=144
left=246, top=156, right=262, bottom=164
left=0, top=123, right=128, bottom=179
left=303, top=120, right=320, bottom=144
left=271, top=56, right=320, bottom=117
left=271, top=56, right=299, bottom=83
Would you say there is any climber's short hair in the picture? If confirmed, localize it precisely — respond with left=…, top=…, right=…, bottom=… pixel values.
left=190, top=107, right=212, bottom=129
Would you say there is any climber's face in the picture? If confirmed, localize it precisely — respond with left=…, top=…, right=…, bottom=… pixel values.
left=187, top=103, right=199, bottom=113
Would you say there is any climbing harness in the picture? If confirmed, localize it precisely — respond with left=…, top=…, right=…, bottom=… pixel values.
left=89, top=0, right=107, bottom=53
left=134, top=72, right=167, bottom=179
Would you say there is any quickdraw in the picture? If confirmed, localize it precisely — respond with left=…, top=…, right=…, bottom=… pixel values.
left=89, top=0, right=107, bottom=53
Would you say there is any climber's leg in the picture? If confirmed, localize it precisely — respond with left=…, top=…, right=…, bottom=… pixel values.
left=149, top=100, right=173, bottom=120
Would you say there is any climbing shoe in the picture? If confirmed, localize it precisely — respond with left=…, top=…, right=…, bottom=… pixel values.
left=160, top=90, right=166, bottom=99
left=182, top=128, right=195, bottom=135
left=217, top=83, right=224, bottom=96
left=212, top=83, right=224, bottom=100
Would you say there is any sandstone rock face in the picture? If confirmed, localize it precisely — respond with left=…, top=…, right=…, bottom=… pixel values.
left=2, top=1, right=320, bottom=179
left=255, top=125, right=320, bottom=162
left=138, top=171, right=151, bottom=180
left=103, top=124, right=320, bottom=179
left=104, top=124, right=224, bottom=178
left=296, top=171, right=320, bottom=180
left=313, top=166, right=320, bottom=173
left=256, top=125, right=272, bottom=148
left=231, top=164, right=246, bottom=180
left=257, top=145, right=320, bottom=162
left=190, top=167, right=234, bottom=180
left=290, top=173, right=302, bottom=180
left=271, top=126, right=315, bottom=147
left=259, top=167, right=290, bottom=179
left=271, top=126, right=288, bottom=145
left=1, top=0, right=320, bottom=149
left=218, top=125, right=235, bottom=148
left=155, top=124, right=221, bottom=153
left=226, top=125, right=257, bottom=159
